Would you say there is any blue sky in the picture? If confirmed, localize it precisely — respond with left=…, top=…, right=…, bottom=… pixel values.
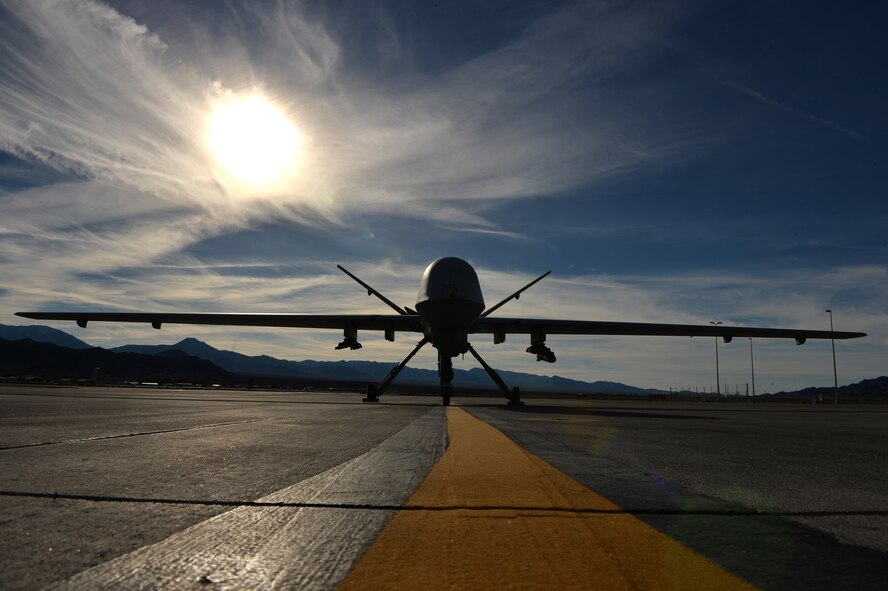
left=1, top=0, right=885, bottom=391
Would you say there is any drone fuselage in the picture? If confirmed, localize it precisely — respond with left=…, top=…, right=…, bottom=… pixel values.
left=415, top=257, right=485, bottom=358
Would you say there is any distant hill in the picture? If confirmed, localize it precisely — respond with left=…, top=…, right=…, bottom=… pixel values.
left=769, top=376, right=888, bottom=400
left=15, top=323, right=881, bottom=398
left=0, top=337, right=233, bottom=383
left=112, top=337, right=655, bottom=394
left=0, top=324, right=92, bottom=349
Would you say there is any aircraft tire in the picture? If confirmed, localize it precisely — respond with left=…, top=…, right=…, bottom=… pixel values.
left=363, top=384, right=379, bottom=403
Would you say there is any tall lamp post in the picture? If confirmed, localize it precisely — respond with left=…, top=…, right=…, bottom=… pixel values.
left=710, top=321, right=722, bottom=396
left=826, top=309, right=838, bottom=404
left=748, top=338, right=755, bottom=397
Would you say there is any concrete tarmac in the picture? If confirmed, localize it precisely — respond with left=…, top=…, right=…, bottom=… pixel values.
left=468, top=400, right=888, bottom=590
left=1, top=385, right=886, bottom=589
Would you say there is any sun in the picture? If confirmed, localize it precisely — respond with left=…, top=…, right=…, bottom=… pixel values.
left=209, top=96, right=302, bottom=187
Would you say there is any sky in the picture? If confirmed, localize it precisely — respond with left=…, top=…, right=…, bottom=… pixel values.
left=1, top=0, right=885, bottom=393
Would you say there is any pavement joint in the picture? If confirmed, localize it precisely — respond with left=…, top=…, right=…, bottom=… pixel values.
left=0, top=417, right=280, bottom=450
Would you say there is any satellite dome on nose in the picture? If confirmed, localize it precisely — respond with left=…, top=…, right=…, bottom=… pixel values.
left=416, top=257, right=485, bottom=307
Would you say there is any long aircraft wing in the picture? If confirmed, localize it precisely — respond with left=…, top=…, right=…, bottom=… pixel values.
left=470, top=317, right=865, bottom=342
left=15, top=312, right=422, bottom=332
left=16, top=311, right=864, bottom=342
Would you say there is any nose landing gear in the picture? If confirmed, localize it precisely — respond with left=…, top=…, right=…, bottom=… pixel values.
left=439, top=354, right=454, bottom=406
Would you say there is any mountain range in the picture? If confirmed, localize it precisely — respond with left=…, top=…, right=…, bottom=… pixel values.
left=2, top=323, right=884, bottom=398
left=0, top=324, right=654, bottom=394
left=0, top=323, right=92, bottom=350
left=0, top=337, right=233, bottom=383
left=110, top=337, right=653, bottom=394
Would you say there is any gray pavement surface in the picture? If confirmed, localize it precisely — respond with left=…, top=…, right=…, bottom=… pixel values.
left=2, top=385, right=887, bottom=590
left=467, top=399, right=888, bottom=590
left=51, top=407, right=446, bottom=591
left=0, top=385, right=441, bottom=590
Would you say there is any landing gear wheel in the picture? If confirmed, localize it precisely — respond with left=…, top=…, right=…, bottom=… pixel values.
left=442, top=385, right=452, bottom=406
left=363, top=385, right=379, bottom=403
left=506, top=386, right=524, bottom=406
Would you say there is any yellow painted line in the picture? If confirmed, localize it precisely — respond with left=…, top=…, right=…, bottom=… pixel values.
left=339, top=407, right=756, bottom=590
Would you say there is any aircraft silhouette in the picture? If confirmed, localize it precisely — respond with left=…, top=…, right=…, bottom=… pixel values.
left=17, top=257, right=865, bottom=405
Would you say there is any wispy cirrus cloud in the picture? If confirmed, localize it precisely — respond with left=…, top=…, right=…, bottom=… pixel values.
left=0, top=0, right=702, bottom=321
left=719, top=80, right=872, bottom=144
left=0, top=0, right=694, bottom=219
left=0, top=0, right=698, bottom=297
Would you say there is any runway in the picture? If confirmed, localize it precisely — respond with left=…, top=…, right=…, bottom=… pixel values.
left=1, top=385, right=886, bottom=589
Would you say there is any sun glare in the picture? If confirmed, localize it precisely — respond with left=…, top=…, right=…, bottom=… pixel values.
left=209, top=96, right=302, bottom=187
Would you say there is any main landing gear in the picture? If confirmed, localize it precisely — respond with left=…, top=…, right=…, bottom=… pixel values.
left=362, top=337, right=429, bottom=403
left=467, top=343, right=523, bottom=406
left=361, top=338, right=522, bottom=407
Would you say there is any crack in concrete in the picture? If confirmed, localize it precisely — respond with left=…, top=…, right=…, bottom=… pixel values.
left=0, top=418, right=278, bottom=450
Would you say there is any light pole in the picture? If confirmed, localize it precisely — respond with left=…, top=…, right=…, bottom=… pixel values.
left=710, top=321, right=722, bottom=396
left=748, top=338, right=755, bottom=397
left=826, top=309, right=838, bottom=404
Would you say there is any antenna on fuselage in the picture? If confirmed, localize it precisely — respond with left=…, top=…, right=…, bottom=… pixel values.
left=337, top=264, right=412, bottom=315
left=481, top=270, right=551, bottom=317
